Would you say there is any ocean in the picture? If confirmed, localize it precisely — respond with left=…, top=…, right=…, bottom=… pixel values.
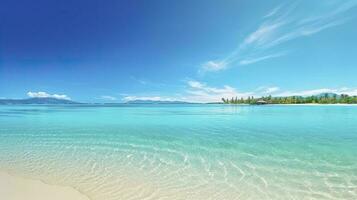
left=0, top=104, right=356, bottom=199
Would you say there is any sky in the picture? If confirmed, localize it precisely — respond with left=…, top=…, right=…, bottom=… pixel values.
left=1, top=0, right=357, bottom=103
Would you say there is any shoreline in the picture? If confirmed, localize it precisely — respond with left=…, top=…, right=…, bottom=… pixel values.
left=225, top=103, right=357, bottom=106
left=269, top=103, right=357, bottom=106
left=0, top=171, right=90, bottom=200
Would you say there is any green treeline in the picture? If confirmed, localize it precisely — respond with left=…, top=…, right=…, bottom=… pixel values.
left=222, top=94, right=357, bottom=104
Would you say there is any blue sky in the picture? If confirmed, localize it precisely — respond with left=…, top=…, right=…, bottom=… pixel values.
left=1, top=0, right=357, bottom=102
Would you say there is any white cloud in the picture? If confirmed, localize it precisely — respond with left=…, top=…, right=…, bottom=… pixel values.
left=244, top=1, right=356, bottom=49
left=201, top=61, right=227, bottom=72
left=130, top=76, right=147, bottom=85
left=299, top=20, right=346, bottom=36
left=100, top=95, right=117, bottom=101
left=264, top=5, right=282, bottom=18
left=124, top=83, right=357, bottom=103
left=276, top=89, right=331, bottom=97
left=124, top=83, right=347, bottom=103
left=122, top=96, right=175, bottom=102
left=276, top=88, right=357, bottom=97
left=27, top=91, right=71, bottom=100
left=184, top=80, right=254, bottom=103
left=201, top=1, right=357, bottom=72
left=242, top=21, right=285, bottom=47
left=122, top=81, right=253, bottom=103
left=261, top=87, right=280, bottom=94
left=255, top=86, right=280, bottom=95
left=187, top=80, right=204, bottom=89
left=239, top=52, right=286, bottom=65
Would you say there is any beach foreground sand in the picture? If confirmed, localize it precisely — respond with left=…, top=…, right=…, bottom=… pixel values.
left=0, top=172, right=89, bottom=200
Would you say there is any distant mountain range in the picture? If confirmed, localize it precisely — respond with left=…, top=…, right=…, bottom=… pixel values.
left=0, top=97, right=79, bottom=105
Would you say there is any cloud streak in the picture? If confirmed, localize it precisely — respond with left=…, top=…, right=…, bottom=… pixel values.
left=263, top=5, right=282, bottom=19
left=239, top=52, right=286, bottom=65
left=276, top=88, right=357, bottom=97
left=256, top=86, right=280, bottom=94
left=183, top=81, right=254, bottom=102
left=123, top=81, right=255, bottom=103
left=201, top=61, right=227, bottom=72
left=27, top=91, right=71, bottom=100
left=123, top=96, right=175, bottom=102
left=123, top=81, right=357, bottom=103
left=100, top=95, right=117, bottom=101
left=201, top=1, right=357, bottom=72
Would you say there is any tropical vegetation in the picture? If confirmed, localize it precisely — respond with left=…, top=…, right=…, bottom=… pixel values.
left=222, top=93, right=357, bottom=104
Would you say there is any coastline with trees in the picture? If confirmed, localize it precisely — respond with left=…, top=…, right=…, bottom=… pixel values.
left=222, top=93, right=357, bottom=105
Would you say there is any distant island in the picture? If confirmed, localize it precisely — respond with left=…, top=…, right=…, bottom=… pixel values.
left=222, top=93, right=357, bottom=105
left=0, top=97, right=79, bottom=105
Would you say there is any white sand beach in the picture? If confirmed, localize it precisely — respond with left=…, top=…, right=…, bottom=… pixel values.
left=0, top=172, right=89, bottom=200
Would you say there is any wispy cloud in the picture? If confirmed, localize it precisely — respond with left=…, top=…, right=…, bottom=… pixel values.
left=122, top=96, right=175, bottom=102
left=27, top=91, right=71, bottom=100
left=100, top=95, right=117, bottom=101
left=123, top=81, right=255, bottom=103
left=201, top=1, right=357, bottom=72
left=122, top=81, right=357, bottom=103
left=256, top=86, right=281, bottom=94
left=130, top=76, right=147, bottom=85
left=276, top=87, right=357, bottom=97
left=263, top=5, right=282, bottom=18
left=201, top=61, right=227, bottom=72
left=184, top=80, right=254, bottom=102
left=242, top=21, right=285, bottom=48
left=129, top=76, right=178, bottom=88
left=265, top=87, right=280, bottom=94
left=239, top=52, right=286, bottom=65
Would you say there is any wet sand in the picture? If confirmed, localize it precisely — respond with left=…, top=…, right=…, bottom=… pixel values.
left=0, top=171, right=89, bottom=200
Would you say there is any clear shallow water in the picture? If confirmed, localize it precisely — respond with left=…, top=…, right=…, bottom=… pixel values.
left=0, top=104, right=356, bottom=200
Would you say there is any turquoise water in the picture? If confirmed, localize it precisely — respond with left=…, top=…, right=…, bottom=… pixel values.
left=0, top=104, right=356, bottom=200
